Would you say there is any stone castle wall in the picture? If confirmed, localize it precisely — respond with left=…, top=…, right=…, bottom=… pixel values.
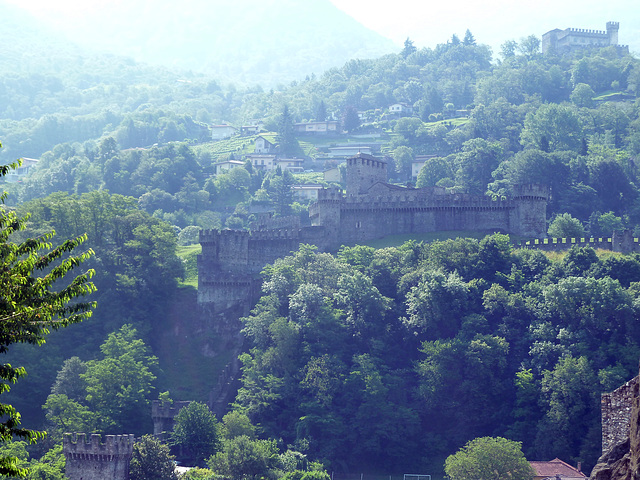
left=602, top=376, right=640, bottom=454
left=63, top=433, right=134, bottom=480
left=198, top=153, right=548, bottom=313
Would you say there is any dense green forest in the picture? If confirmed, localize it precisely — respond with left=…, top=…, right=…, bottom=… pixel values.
left=2, top=19, right=640, bottom=479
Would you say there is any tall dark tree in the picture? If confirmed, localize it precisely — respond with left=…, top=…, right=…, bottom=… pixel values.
left=463, top=29, right=476, bottom=46
left=315, top=100, right=327, bottom=122
left=342, top=105, right=360, bottom=133
left=402, top=38, right=417, bottom=58
left=276, top=104, right=298, bottom=156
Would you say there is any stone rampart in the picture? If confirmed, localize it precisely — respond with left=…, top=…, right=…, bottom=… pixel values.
left=602, top=376, right=640, bottom=454
left=63, top=433, right=134, bottom=480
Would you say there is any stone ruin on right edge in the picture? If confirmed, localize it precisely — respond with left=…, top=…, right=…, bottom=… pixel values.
left=591, top=362, right=640, bottom=480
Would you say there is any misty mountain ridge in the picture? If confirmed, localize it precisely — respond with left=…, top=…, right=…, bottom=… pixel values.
left=6, top=0, right=398, bottom=86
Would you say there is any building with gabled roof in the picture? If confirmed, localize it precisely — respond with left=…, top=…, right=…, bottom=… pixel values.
left=530, top=458, right=587, bottom=480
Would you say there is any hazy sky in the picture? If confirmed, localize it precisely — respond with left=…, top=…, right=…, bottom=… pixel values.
left=7, top=0, right=639, bottom=54
left=327, top=0, right=638, bottom=53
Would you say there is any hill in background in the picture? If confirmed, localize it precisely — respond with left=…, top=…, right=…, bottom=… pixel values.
left=4, top=0, right=397, bottom=86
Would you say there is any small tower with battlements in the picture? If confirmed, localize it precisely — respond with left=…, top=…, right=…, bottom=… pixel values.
left=607, top=21, right=619, bottom=45
left=346, top=153, right=387, bottom=196
left=63, top=433, right=134, bottom=480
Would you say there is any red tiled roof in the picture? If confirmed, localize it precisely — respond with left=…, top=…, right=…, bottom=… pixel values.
left=530, top=458, right=586, bottom=478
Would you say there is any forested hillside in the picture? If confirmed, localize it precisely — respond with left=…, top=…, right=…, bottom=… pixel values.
left=235, top=238, right=640, bottom=473
left=2, top=14, right=640, bottom=479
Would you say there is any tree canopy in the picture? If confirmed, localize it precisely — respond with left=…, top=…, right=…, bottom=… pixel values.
left=444, top=437, right=534, bottom=480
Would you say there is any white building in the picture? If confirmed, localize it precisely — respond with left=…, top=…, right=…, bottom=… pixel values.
left=210, top=125, right=237, bottom=140
left=4, top=157, right=38, bottom=182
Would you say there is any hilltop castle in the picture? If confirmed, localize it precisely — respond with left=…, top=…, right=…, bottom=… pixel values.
left=542, top=21, right=629, bottom=55
left=198, top=153, right=547, bottom=313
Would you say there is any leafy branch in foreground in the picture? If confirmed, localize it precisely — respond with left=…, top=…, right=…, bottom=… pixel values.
left=0, top=150, right=96, bottom=477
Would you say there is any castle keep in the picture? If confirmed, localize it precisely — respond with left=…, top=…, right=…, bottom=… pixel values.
left=198, top=153, right=548, bottom=312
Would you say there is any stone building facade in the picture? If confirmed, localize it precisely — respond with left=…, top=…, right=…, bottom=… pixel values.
left=198, top=153, right=548, bottom=312
left=63, top=433, right=134, bottom=480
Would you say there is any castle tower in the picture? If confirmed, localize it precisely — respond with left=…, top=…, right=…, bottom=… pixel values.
left=63, top=433, right=134, bottom=480
left=511, top=184, right=549, bottom=237
left=151, top=400, right=192, bottom=436
left=345, top=153, right=387, bottom=196
left=606, top=21, right=619, bottom=45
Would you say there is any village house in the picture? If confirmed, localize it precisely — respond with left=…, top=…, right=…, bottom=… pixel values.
left=294, top=120, right=340, bottom=135
left=388, top=103, right=414, bottom=117
left=244, top=154, right=304, bottom=172
left=328, top=146, right=372, bottom=157
left=275, top=157, right=304, bottom=172
left=291, top=184, right=324, bottom=201
left=245, top=154, right=276, bottom=170
left=254, top=135, right=277, bottom=154
left=4, top=157, right=38, bottom=182
left=240, top=123, right=264, bottom=135
left=210, top=124, right=237, bottom=140
left=323, top=166, right=342, bottom=183
left=214, top=160, right=245, bottom=175
left=412, top=154, right=437, bottom=182
left=530, top=458, right=587, bottom=480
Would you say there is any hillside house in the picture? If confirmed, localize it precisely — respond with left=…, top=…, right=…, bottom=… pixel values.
left=294, top=121, right=340, bottom=135
left=215, top=160, right=245, bottom=175
left=254, top=135, right=277, bottom=154
left=4, top=157, right=38, bottom=182
left=275, top=157, right=304, bottom=172
left=241, top=123, right=264, bottom=135
left=530, top=458, right=587, bottom=480
left=328, top=146, right=372, bottom=157
left=246, top=154, right=276, bottom=170
left=291, top=184, right=323, bottom=201
left=324, top=166, right=342, bottom=183
left=389, top=103, right=414, bottom=117
left=412, top=155, right=437, bottom=181
left=542, top=22, right=628, bottom=55
left=210, top=125, right=237, bottom=140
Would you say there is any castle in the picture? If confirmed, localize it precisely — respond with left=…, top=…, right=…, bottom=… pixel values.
left=542, top=22, right=629, bottom=55
left=63, top=433, right=134, bottom=480
left=198, top=153, right=548, bottom=313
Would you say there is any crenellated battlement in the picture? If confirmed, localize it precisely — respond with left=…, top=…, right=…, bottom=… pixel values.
left=250, top=227, right=301, bottom=240
left=512, top=184, right=549, bottom=199
left=317, top=186, right=344, bottom=202
left=567, top=28, right=607, bottom=36
left=63, top=433, right=134, bottom=457
left=64, top=433, right=134, bottom=480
